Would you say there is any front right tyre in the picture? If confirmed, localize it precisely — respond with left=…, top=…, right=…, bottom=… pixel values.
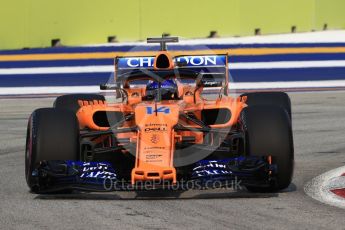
left=25, top=108, right=80, bottom=192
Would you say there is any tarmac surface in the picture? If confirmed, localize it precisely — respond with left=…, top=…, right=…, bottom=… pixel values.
left=1, top=91, right=345, bottom=230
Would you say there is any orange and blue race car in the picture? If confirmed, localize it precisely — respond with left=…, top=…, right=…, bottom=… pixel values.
left=25, top=37, right=294, bottom=193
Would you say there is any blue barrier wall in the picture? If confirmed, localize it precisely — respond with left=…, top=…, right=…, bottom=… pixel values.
left=1, top=42, right=345, bottom=93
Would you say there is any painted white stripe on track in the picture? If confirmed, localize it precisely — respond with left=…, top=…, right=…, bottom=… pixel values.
left=230, top=80, right=345, bottom=89
left=2, top=60, right=345, bottom=75
left=0, top=86, right=100, bottom=95
left=2, top=80, right=345, bottom=95
left=230, top=60, right=345, bottom=69
left=0, top=66, right=114, bottom=75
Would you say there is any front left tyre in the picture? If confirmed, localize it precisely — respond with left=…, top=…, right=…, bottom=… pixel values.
left=240, top=105, right=294, bottom=192
left=25, top=108, right=80, bottom=192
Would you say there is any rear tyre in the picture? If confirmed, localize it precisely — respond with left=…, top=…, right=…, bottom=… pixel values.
left=241, top=92, right=291, bottom=120
left=240, top=105, right=294, bottom=192
left=54, top=94, right=105, bottom=113
left=25, top=108, right=80, bottom=192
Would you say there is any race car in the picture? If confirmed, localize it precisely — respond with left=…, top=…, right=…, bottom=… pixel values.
left=25, top=37, right=294, bottom=193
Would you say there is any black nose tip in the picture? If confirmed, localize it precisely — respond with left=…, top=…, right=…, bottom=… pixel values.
left=155, top=54, right=170, bottom=69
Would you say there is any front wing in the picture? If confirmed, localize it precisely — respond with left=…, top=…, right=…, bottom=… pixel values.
left=30, top=157, right=276, bottom=193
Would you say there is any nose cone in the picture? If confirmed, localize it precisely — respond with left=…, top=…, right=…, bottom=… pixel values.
left=131, top=103, right=179, bottom=184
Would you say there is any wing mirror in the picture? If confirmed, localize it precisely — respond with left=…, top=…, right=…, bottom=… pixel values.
left=198, top=73, right=225, bottom=87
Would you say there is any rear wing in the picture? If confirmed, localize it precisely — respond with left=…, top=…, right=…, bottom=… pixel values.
left=114, top=54, right=229, bottom=87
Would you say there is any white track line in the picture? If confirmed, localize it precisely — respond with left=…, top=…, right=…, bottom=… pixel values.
left=305, top=166, right=345, bottom=209
left=1, top=80, right=345, bottom=95
left=230, top=60, right=345, bottom=69
left=0, top=86, right=100, bottom=95
left=0, top=66, right=114, bottom=75
left=230, top=80, right=345, bottom=89
left=2, top=60, right=345, bottom=75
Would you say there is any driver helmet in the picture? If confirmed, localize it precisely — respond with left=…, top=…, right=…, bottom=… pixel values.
left=145, top=79, right=178, bottom=100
